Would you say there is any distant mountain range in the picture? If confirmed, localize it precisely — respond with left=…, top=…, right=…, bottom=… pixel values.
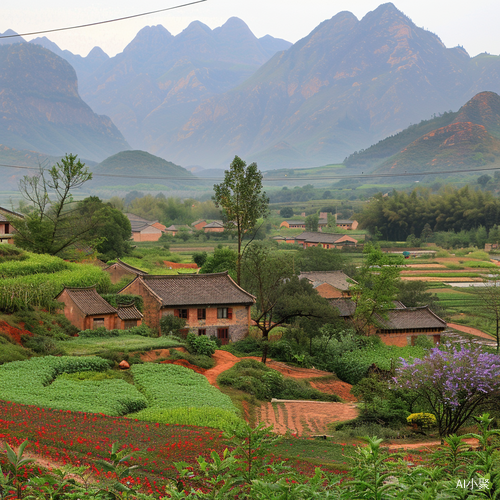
left=0, top=42, right=128, bottom=162
left=5, top=4, right=500, bottom=171
left=345, top=91, right=500, bottom=176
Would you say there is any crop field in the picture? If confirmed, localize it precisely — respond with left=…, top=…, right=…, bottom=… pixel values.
left=57, top=334, right=183, bottom=355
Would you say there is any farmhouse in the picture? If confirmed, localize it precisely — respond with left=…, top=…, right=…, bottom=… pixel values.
left=336, top=219, right=359, bottom=230
left=203, top=220, right=225, bottom=233
left=0, top=207, right=23, bottom=244
left=330, top=298, right=446, bottom=346
left=280, top=220, right=306, bottom=229
left=293, top=231, right=358, bottom=248
left=116, top=303, right=144, bottom=330
left=104, top=259, right=148, bottom=284
left=191, top=219, right=207, bottom=231
left=118, top=272, right=256, bottom=343
left=299, top=271, right=355, bottom=299
left=126, top=213, right=165, bottom=242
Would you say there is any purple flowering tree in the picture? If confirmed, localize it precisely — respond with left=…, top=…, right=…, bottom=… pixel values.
left=394, top=344, right=500, bottom=438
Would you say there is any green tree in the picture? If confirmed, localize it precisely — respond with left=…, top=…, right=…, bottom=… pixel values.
left=349, top=244, right=404, bottom=334
left=11, top=154, right=97, bottom=256
left=213, top=156, right=269, bottom=284
left=199, top=246, right=238, bottom=281
left=279, top=207, right=294, bottom=218
left=305, top=213, right=319, bottom=231
left=242, top=243, right=337, bottom=363
left=396, top=281, right=442, bottom=314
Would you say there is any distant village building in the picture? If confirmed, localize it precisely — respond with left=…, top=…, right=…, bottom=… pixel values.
left=164, top=225, right=192, bottom=236
left=293, top=231, right=358, bottom=248
left=299, top=271, right=355, bottom=299
left=104, top=259, right=148, bottom=284
left=203, top=221, right=225, bottom=233
left=336, top=219, right=359, bottom=230
left=0, top=207, right=24, bottom=244
left=280, top=220, right=306, bottom=229
left=118, top=272, right=255, bottom=343
left=191, top=220, right=207, bottom=231
left=56, top=286, right=142, bottom=331
left=126, top=213, right=165, bottom=242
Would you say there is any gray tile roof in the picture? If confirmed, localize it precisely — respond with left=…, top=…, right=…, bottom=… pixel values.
left=299, top=271, right=355, bottom=291
left=104, top=259, right=148, bottom=275
left=204, top=220, right=225, bottom=228
left=336, top=219, right=356, bottom=224
left=0, top=206, right=24, bottom=222
left=117, top=303, right=143, bottom=320
left=376, top=306, right=447, bottom=330
left=57, top=286, right=117, bottom=316
left=295, top=232, right=345, bottom=244
left=134, top=272, right=255, bottom=307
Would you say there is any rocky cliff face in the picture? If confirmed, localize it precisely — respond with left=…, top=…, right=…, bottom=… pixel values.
left=0, top=43, right=129, bottom=162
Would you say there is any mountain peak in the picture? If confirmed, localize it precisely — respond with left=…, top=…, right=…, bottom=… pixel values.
left=124, top=25, right=173, bottom=53
left=454, top=91, right=500, bottom=130
left=0, top=29, right=25, bottom=45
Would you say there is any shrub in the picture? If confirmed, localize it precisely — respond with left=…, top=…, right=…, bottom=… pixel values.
left=168, top=349, right=216, bottom=369
left=407, top=412, right=437, bottom=429
left=159, top=314, right=186, bottom=336
left=186, top=332, right=217, bottom=356
left=100, top=294, right=143, bottom=312
left=413, top=335, right=434, bottom=349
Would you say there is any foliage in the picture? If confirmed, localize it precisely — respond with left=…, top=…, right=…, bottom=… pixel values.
left=0, top=245, right=26, bottom=263
left=12, top=154, right=99, bottom=256
left=213, top=155, right=269, bottom=283
left=199, top=245, right=237, bottom=280
left=0, top=356, right=148, bottom=415
left=279, top=206, right=294, bottom=218
left=349, top=244, right=404, bottom=334
left=168, top=349, right=216, bottom=369
left=242, top=242, right=337, bottom=363
left=77, top=324, right=154, bottom=338
left=186, top=332, right=217, bottom=356
left=394, top=343, right=500, bottom=437
left=407, top=412, right=437, bottom=429
left=100, top=293, right=144, bottom=312
left=159, top=314, right=187, bottom=336
left=473, top=274, right=500, bottom=352
left=396, top=280, right=441, bottom=311
left=298, top=244, right=354, bottom=275
left=305, top=212, right=319, bottom=231
left=0, top=252, right=70, bottom=277
left=0, top=336, right=30, bottom=365
left=192, top=251, right=208, bottom=267
left=217, top=359, right=340, bottom=402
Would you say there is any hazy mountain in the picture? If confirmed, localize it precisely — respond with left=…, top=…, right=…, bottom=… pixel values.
left=157, top=3, right=500, bottom=169
left=89, top=150, right=197, bottom=188
left=0, top=43, right=129, bottom=162
left=78, top=18, right=292, bottom=151
left=345, top=91, right=500, bottom=177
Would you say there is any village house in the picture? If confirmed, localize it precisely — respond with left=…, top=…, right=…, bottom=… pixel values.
left=104, top=259, right=148, bottom=284
left=330, top=298, right=446, bottom=346
left=126, top=213, right=165, bottom=242
left=191, top=220, right=207, bottom=231
left=336, top=219, right=359, bottom=230
left=164, top=225, right=192, bottom=236
left=56, top=286, right=142, bottom=330
left=0, top=207, right=23, bottom=244
left=279, top=220, right=306, bottom=229
left=299, top=271, right=355, bottom=299
left=203, top=221, right=225, bottom=233
left=292, top=231, right=358, bottom=248
left=118, top=272, right=255, bottom=344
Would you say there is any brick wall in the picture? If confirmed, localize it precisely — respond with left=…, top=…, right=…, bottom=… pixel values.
left=119, top=279, right=162, bottom=331
left=105, top=264, right=136, bottom=284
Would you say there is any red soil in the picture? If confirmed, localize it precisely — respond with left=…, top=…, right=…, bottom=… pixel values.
left=257, top=401, right=358, bottom=436
left=204, top=350, right=240, bottom=387
left=139, top=347, right=187, bottom=362
left=243, top=357, right=332, bottom=379
left=0, top=320, right=33, bottom=345
left=387, top=437, right=478, bottom=451
left=309, top=380, right=357, bottom=402
left=448, top=323, right=496, bottom=340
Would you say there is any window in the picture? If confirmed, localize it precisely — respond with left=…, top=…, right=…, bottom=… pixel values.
left=197, top=308, right=206, bottom=320
left=217, top=307, right=232, bottom=319
left=217, top=328, right=229, bottom=345
left=198, top=329, right=206, bottom=336
left=174, top=309, right=188, bottom=319
left=93, top=318, right=105, bottom=327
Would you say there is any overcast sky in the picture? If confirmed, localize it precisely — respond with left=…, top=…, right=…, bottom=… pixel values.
left=2, top=0, right=499, bottom=58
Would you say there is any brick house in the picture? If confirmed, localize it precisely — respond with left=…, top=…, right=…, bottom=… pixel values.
left=329, top=298, right=446, bottom=346
left=203, top=221, right=225, bottom=233
left=126, top=213, right=165, bottom=242
left=191, top=220, right=207, bottom=231
left=280, top=220, right=306, bottom=229
left=118, top=272, right=256, bottom=343
left=336, top=219, right=359, bottom=230
left=56, top=286, right=143, bottom=330
left=293, top=232, right=358, bottom=248
left=299, top=271, right=356, bottom=299
left=165, top=225, right=192, bottom=236
left=0, top=207, right=24, bottom=244
left=56, top=286, right=119, bottom=330
left=104, top=259, right=148, bottom=284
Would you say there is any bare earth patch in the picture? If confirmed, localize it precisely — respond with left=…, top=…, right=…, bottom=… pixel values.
left=257, top=401, right=358, bottom=436
left=309, top=379, right=357, bottom=402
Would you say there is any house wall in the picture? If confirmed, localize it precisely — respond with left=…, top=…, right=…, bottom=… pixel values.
left=193, top=221, right=207, bottom=230
left=119, top=280, right=163, bottom=331
left=117, top=317, right=143, bottom=329
left=83, top=314, right=116, bottom=330
left=377, top=331, right=442, bottom=347
left=204, top=226, right=224, bottom=233
left=132, top=226, right=162, bottom=242
left=161, top=304, right=250, bottom=341
left=105, top=264, right=137, bottom=284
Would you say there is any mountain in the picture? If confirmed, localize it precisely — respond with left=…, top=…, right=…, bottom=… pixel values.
left=77, top=18, right=292, bottom=151
left=89, top=150, right=197, bottom=188
left=156, top=3, right=500, bottom=169
left=0, top=43, right=129, bottom=162
left=368, top=92, right=500, bottom=175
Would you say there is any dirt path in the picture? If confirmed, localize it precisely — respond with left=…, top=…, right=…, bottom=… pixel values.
left=242, top=357, right=333, bottom=379
left=448, top=323, right=496, bottom=340
left=203, top=350, right=241, bottom=387
left=257, top=401, right=358, bottom=436
left=386, top=438, right=478, bottom=451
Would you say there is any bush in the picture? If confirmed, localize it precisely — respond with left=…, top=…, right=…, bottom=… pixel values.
left=160, top=314, right=186, bottom=336
left=168, top=349, right=216, bottom=369
left=407, top=412, right=437, bottom=429
left=186, top=332, right=217, bottom=356
left=0, top=336, right=30, bottom=364
left=100, top=293, right=143, bottom=312
left=413, top=335, right=434, bottom=349
left=79, top=327, right=120, bottom=338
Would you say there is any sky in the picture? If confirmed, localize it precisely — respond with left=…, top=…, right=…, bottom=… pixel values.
left=1, top=0, right=499, bottom=58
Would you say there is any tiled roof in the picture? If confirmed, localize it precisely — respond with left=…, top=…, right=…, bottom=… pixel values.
left=204, top=220, right=224, bottom=228
left=0, top=206, right=24, bottom=222
left=130, top=220, right=162, bottom=233
left=299, top=271, right=356, bottom=291
left=283, top=220, right=305, bottom=225
left=104, top=259, right=148, bottom=275
left=294, top=232, right=345, bottom=244
left=336, top=219, right=356, bottom=224
left=376, top=306, right=447, bottom=330
left=166, top=225, right=191, bottom=231
left=318, top=219, right=328, bottom=225
left=57, top=286, right=117, bottom=316
left=133, top=272, right=255, bottom=307
left=117, top=303, right=143, bottom=320
left=125, top=213, right=158, bottom=224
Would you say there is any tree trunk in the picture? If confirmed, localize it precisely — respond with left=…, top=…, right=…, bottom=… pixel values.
left=261, top=331, right=269, bottom=364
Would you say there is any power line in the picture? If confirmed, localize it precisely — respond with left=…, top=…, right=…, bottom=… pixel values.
left=0, top=0, right=207, bottom=39
left=0, top=162, right=499, bottom=182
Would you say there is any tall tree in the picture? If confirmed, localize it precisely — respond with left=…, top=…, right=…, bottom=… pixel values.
left=242, top=243, right=337, bottom=363
left=349, top=244, right=404, bottom=334
left=11, top=154, right=99, bottom=255
left=213, top=156, right=269, bottom=284
left=474, top=274, right=500, bottom=353
left=305, top=213, right=319, bottom=232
